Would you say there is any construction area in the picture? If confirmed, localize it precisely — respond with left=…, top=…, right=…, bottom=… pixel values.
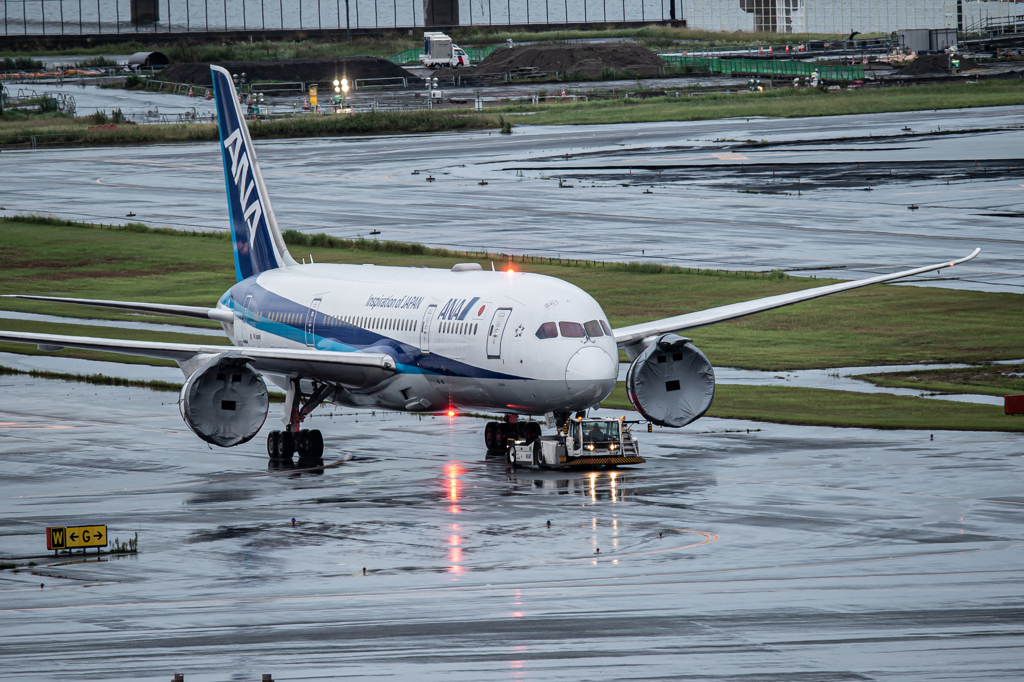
left=3, top=30, right=1023, bottom=124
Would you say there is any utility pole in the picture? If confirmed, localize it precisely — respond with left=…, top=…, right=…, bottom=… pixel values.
left=345, top=0, right=351, bottom=40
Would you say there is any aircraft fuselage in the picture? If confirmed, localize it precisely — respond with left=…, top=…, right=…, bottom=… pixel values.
left=217, top=262, right=620, bottom=416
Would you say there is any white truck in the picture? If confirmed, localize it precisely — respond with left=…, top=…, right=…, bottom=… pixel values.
left=507, top=416, right=644, bottom=469
left=420, top=32, right=471, bottom=69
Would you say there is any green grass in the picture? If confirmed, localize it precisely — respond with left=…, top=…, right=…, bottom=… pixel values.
left=0, top=27, right=855, bottom=60
left=860, top=364, right=1024, bottom=397
left=601, top=383, right=1023, bottom=432
left=451, top=25, right=853, bottom=48
left=2, top=216, right=1022, bottom=372
left=8, top=81, right=1023, bottom=149
left=0, top=37, right=417, bottom=60
left=498, top=80, right=1024, bottom=126
left=0, top=110, right=499, bottom=147
left=0, top=364, right=183, bottom=391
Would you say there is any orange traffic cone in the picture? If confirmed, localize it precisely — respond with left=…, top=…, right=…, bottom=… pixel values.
left=768, top=46, right=774, bottom=55
left=187, top=86, right=194, bottom=97
left=759, top=46, right=764, bottom=55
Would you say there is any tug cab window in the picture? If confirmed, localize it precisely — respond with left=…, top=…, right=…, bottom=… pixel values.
left=536, top=322, right=558, bottom=339
left=559, top=322, right=586, bottom=338
left=583, top=421, right=620, bottom=444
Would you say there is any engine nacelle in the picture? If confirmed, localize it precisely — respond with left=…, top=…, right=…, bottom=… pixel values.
left=625, top=334, right=715, bottom=428
left=178, top=354, right=269, bottom=447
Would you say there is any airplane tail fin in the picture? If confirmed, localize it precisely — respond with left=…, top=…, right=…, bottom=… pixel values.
left=211, top=64, right=297, bottom=282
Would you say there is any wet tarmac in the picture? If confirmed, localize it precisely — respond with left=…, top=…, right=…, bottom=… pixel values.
left=1, top=374, right=1023, bottom=680
left=2, top=106, right=1022, bottom=292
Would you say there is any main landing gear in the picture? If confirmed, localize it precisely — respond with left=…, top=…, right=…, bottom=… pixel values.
left=267, top=428, right=324, bottom=461
left=267, top=378, right=333, bottom=464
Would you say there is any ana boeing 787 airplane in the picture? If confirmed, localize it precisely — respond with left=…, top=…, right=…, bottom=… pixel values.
left=0, top=65, right=979, bottom=462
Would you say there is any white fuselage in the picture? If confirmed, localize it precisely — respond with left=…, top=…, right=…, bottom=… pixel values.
left=216, top=263, right=619, bottom=415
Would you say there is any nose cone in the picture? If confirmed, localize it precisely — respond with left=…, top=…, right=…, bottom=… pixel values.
left=565, top=346, right=617, bottom=406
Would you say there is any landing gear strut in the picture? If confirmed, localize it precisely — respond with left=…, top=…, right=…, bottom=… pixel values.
left=267, top=378, right=332, bottom=462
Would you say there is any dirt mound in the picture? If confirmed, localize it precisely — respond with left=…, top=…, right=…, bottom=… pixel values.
left=896, top=53, right=983, bottom=75
left=447, top=43, right=665, bottom=77
left=161, top=57, right=413, bottom=86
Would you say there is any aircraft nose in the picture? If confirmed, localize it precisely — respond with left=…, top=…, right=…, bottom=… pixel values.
left=565, top=346, right=617, bottom=402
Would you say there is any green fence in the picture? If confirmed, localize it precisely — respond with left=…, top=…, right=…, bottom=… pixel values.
left=389, top=45, right=500, bottom=66
left=660, top=55, right=864, bottom=80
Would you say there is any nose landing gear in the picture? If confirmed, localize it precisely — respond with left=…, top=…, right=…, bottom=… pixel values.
left=484, top=419, right=542, bottom=453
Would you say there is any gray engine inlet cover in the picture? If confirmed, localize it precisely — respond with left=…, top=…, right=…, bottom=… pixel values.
left=179, top=354, right=269, bottom=447
left=625, top=334, right=715, bottom=427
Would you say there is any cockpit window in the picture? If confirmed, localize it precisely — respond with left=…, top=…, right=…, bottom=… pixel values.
left=559, top=321, right=585, bottom=338
left=600, top=319, right=612, bottom=336
left=584, top=320, right=604, bottom=338
left=535, top=322, right=558, bottom=339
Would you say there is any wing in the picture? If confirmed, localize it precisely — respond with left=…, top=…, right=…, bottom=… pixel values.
left=0, top=330, right=396, bottom=388
left=613, top=249, right=980, bottom=347
left=1, top=295, right=234, bottom=324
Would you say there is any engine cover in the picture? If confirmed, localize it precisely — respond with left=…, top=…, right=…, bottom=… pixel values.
left=178, top=354, right=269, bottom=447
left=625, top=334, right=715, bottom=428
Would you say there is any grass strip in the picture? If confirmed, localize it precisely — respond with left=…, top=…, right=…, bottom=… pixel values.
left=601, top=383, right=1022, bottom=432
left=2, top=216, right=1022, bottom=371
left=860, top=364, right=1024, bottom=398
left=0, top=28, right=857, bottom=59
left=7, top=81, right=1024, bottom=148
left=499, top=80, right=1024, bottom=126
left=0, top=363, right=181, bottom=392
left=0, top=110, right=499, bottom=146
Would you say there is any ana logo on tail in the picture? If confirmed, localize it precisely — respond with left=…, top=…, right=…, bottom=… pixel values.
left=222, top=128, right=263, bottom=249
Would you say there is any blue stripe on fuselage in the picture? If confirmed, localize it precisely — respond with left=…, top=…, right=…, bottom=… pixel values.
left=229, top=281, right=522, bottom=381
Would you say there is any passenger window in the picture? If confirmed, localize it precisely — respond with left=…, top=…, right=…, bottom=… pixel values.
left=584, top=320, right=604, bottom=338
left=559, top=322, right=585, bottom=338
left=600, top=320, right=612, bottom=336
left=536, top=322, right=558, bottom=339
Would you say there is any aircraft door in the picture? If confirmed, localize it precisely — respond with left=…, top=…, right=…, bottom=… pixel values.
left=486, top=308, right=512, bottom=359
left=420, top=305, right=437, bottom=353
left=305, top=298, right=322, bottom=347
left=240, top=294, right=254, bottom=345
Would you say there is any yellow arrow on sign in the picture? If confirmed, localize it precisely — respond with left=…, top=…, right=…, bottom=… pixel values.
left=46, top=525, right=107, bottom=550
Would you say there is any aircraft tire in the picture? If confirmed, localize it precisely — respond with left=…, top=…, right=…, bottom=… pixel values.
left=267, top=431, right=280, bottom=458
left=305, top=429, right=324, bottom=459
left=280, top=431, right=296, bottom=459
left=296, top=429, right=311, bottom=458
left=484, top=422, right=497, bottom=450
left=527, top=422, right=542, bottom=442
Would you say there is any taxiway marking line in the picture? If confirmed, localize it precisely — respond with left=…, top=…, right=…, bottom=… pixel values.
left=0, top=458, right=349, bottom=500
left=95, top=177, right=223, bottom=193
left=5, top=547, right=1022, bottom=615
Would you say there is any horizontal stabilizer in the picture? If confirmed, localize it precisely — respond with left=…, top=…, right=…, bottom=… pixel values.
left=2, top=295, right=235, bottom=324
left=0, top=330, right=396, bottom=388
